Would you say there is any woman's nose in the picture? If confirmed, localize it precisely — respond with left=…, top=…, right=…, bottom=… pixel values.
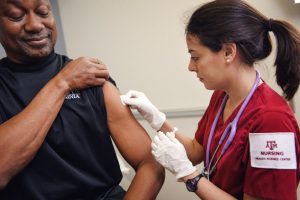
left=188, top=60, right=196, bottom=72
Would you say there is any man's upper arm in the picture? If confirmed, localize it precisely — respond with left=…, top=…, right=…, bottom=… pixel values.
left=102, top=82, right=152, bottom=169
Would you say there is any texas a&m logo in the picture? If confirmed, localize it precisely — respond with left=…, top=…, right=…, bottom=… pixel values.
left=265, top=140, right=277, bottom=150
left=261, top=140, right=283, bottom=156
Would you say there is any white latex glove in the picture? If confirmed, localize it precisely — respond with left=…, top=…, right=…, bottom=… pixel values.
left=151, top=131, right=196, bottom=180
left=120, top=90, right=166, bottom=131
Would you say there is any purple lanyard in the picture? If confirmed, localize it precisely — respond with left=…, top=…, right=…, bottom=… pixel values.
left=205, top=71, right=261, bottom=169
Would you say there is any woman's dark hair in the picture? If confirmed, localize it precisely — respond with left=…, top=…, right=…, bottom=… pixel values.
left=186, top=0, right=300, bottom=100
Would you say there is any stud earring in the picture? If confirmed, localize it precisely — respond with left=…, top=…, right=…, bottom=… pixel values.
left=226, top=59, right=230, bottom=63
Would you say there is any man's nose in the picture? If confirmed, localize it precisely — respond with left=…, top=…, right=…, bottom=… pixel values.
left=24, top=13, right=44, bottom=32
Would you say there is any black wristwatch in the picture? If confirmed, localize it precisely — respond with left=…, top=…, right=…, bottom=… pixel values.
left=185, top=173, right=204, bottom=192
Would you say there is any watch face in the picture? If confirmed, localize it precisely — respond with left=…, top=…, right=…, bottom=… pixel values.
left=185, top=174, right=203, bottom=192
left=186, top=179, right=197, bottom=192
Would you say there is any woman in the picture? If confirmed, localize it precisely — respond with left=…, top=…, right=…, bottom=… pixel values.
left=121, top=0, right=300, bottom=199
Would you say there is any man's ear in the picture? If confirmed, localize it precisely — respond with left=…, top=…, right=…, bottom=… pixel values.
left=223, top=43, right=236, bottom=64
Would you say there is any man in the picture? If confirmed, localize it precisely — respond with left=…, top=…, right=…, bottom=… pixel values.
left=0, top=0, right=164, bottom=199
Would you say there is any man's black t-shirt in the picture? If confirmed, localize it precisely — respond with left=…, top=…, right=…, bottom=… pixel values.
left=0, top=53, right=123, bottom=199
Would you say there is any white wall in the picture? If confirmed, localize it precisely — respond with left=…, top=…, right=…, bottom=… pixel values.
left=58, top=0, right=212, bottom=112
left=57, top=0, right=300, bottom=199
left=57, top=0, right=300, bottom=123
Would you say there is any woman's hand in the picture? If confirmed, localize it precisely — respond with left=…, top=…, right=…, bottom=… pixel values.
left=151, top=131, right=196, bottom=180
left=120, top=90, right=166, bottom=130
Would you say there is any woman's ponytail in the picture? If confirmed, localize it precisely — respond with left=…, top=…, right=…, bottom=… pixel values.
left=270, top=19, right=300, bottom=100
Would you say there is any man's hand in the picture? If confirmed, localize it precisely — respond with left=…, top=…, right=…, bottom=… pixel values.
left=56, top=57, right=109, bottom=91
left=151, top=131, right=196, bottom=180
left=120, top=90, right=166, bottom=130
